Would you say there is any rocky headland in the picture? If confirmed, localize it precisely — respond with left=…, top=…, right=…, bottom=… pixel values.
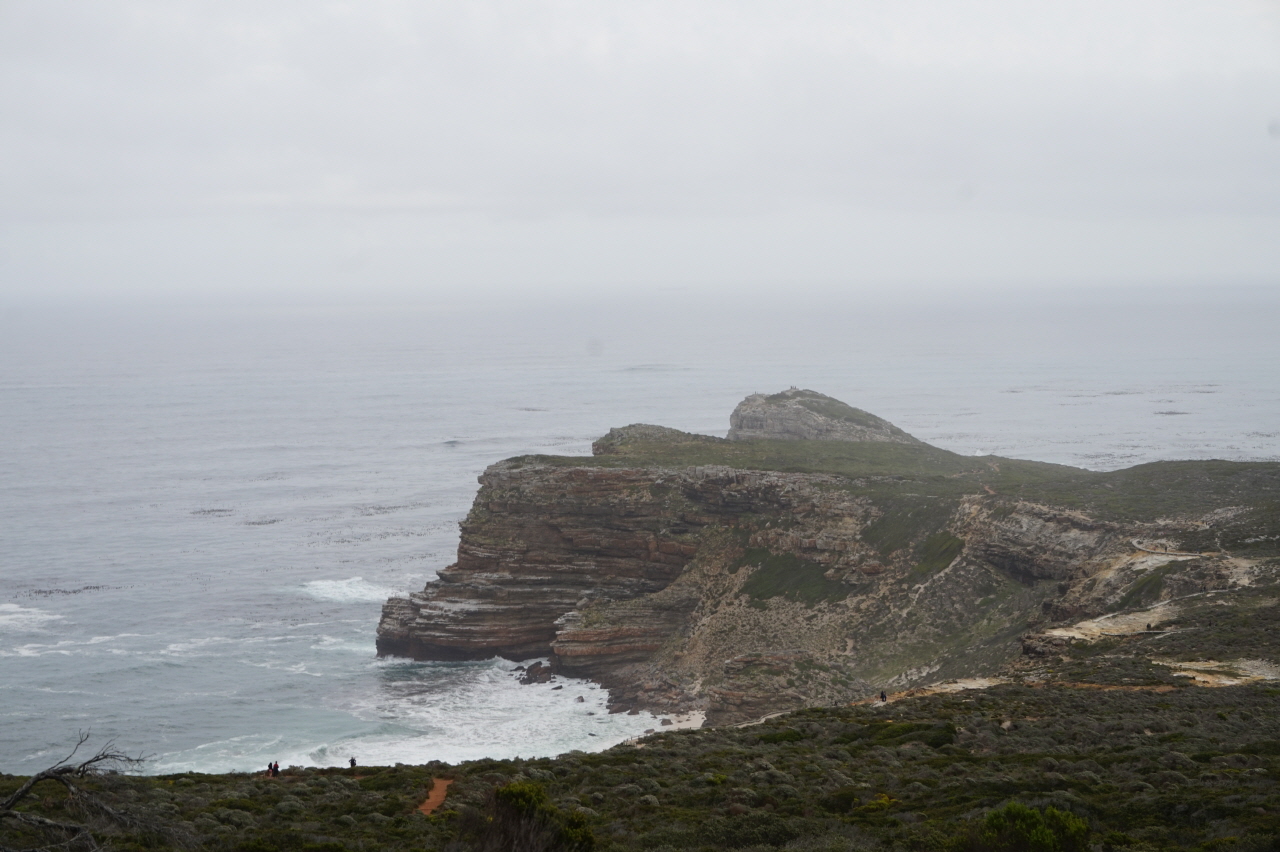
left=377, top=389, right=1280, bottom=724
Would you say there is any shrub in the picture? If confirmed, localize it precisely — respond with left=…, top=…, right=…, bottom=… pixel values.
left=468, top=781, right=595, bottom=852
left=963, top=802, right=1089, bottom=852
left=758, top=729, right=806, bottom=744
left=694, top=812, right=805, bottom=848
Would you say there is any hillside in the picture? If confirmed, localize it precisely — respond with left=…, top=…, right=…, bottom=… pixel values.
left=5, top=681, right=1280, bottom=851
left=377, top=390, right=1280, bottom=723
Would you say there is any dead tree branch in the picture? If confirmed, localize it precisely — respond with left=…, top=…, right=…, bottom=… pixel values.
left=1, top=732, right=153, bottom=852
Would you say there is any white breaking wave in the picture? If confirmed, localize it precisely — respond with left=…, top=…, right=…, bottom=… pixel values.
left=0, top=604, right=63, bottom=633
left=303, top=577, right=401, bottom=603
left=337, top=658, right=669, bottom=766
left=151, top=734, right=289, bottom=776
left=311, top=635, right=375, bottom=655
left=150, top=658, right=675, bottom=774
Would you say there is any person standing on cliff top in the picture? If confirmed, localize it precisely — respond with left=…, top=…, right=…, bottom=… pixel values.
left=349, top=757, right=356, bottom=768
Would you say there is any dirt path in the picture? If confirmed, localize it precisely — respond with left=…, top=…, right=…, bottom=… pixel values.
left=417, top=778, right=453, bottom=815
left=1130, top=538, right=1215, bottom=558
left=1026, top=681, right=1178, bottom=693
left=1160, top=659, right=1280, bottom=686
left=1040, top=603, right=1179, bottom=641
left=848, top=677, right=1009, bottom=707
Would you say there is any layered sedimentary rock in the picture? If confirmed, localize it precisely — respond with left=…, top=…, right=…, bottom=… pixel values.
left=375, top=463, right=849, bottom=663
left=727, top=388, right=919, bottom=444
left=375, top=465, right=702, bottom=661
left=378, top=390, right=1274, bottom=723
left=954, top=500, right=1120, bottom=583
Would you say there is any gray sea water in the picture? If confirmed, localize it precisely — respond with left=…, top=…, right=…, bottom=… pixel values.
left=2, top=286, right=1277, bottom=775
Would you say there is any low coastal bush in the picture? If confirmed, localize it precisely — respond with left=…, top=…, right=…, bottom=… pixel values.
left=5, top=684, right=1280, bottom=850
left=961, top=802, right=1089, bottom=852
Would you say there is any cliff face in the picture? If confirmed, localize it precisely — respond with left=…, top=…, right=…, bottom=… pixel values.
left=378, top=392, right=1279, bottom=724
left=376, top=464, right=706, bottom=662
left=374, top=458, right=1126, bottom=722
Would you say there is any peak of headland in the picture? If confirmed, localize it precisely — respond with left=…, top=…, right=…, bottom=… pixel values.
left=728, top=388, right=920, bottom=444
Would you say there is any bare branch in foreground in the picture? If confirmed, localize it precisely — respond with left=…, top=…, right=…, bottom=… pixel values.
left=1, top=733, right=159, bottom=852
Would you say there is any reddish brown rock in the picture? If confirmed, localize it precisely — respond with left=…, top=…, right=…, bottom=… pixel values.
left=375, top=461, right=837, bottom=664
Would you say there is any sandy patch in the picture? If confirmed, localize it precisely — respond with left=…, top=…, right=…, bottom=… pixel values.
left=908, top=677, right=1008, bottom=696
left=1224, top=557, right=1264, bottom=587
left=848, top=677, right=1010, bottom=707
left=625, top=710, right=707, bottom=743
left=661, top=710, right=706, bottom=731
left=1042, top=602, right=1179, bottom=641
left=1160, top=659, right=1280, bottom=686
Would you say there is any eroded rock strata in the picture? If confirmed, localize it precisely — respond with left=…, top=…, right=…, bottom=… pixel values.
left=378, top=390, right=1280, bottom=724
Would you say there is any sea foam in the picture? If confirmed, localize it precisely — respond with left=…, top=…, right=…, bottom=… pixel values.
left=0, top=604, right=63, bottom=633
left=303, top=578, right=403, bottom=603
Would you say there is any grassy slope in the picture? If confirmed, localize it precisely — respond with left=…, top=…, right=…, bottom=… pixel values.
left=521, top=433, right=1280, bottom=533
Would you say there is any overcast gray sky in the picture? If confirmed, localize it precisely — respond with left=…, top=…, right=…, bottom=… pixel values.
left=2, top=0, right=1278, bottom=305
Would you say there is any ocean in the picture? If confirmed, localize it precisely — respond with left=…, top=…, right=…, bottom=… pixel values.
left=2, top=285, right=1277, bottom=775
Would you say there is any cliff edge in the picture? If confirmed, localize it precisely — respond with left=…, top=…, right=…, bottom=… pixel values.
left=377, top=390, right=1280, bottom=724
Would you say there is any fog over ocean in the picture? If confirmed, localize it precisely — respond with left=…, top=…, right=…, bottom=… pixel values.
left=2, top=287, right=1277, bottom=775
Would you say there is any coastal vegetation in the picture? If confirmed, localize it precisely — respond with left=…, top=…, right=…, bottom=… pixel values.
left=12, top=568, right=1280, bottom=850
left=577, top=431, right=1280, bottom=532
left=5, top=682, right=1280, bottom=851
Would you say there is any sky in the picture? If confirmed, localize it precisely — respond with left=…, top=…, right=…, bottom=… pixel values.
left=2, top=0, right=1279, bottom=307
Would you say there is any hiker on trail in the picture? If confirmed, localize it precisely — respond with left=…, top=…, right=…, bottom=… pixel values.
left=266, top=763, right=272, bottom=777
left=271, top=762, right=279, bottom=777
left=350, top=757, right=357, bottom=768
left=880, top=691, right=887, bottom=703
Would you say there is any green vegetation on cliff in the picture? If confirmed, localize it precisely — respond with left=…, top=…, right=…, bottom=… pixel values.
left=525, top=430, right=1280, bottom=536
left=737, top=548, right=849, bottom=606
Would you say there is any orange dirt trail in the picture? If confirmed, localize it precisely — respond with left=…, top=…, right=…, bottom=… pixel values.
left=418, top=778, right=453, bottom=815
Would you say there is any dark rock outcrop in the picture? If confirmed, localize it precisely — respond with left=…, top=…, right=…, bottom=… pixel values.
left=727, top=388, right=919, bottom=444
left=955, top=500, right=1119, bottom=583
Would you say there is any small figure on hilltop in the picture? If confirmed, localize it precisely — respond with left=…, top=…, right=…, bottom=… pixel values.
left=271, top=761, right=279, bottom=777
left=880, top=691, right=888, bottom=703
left=349, top=757, right=357, bottom=768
